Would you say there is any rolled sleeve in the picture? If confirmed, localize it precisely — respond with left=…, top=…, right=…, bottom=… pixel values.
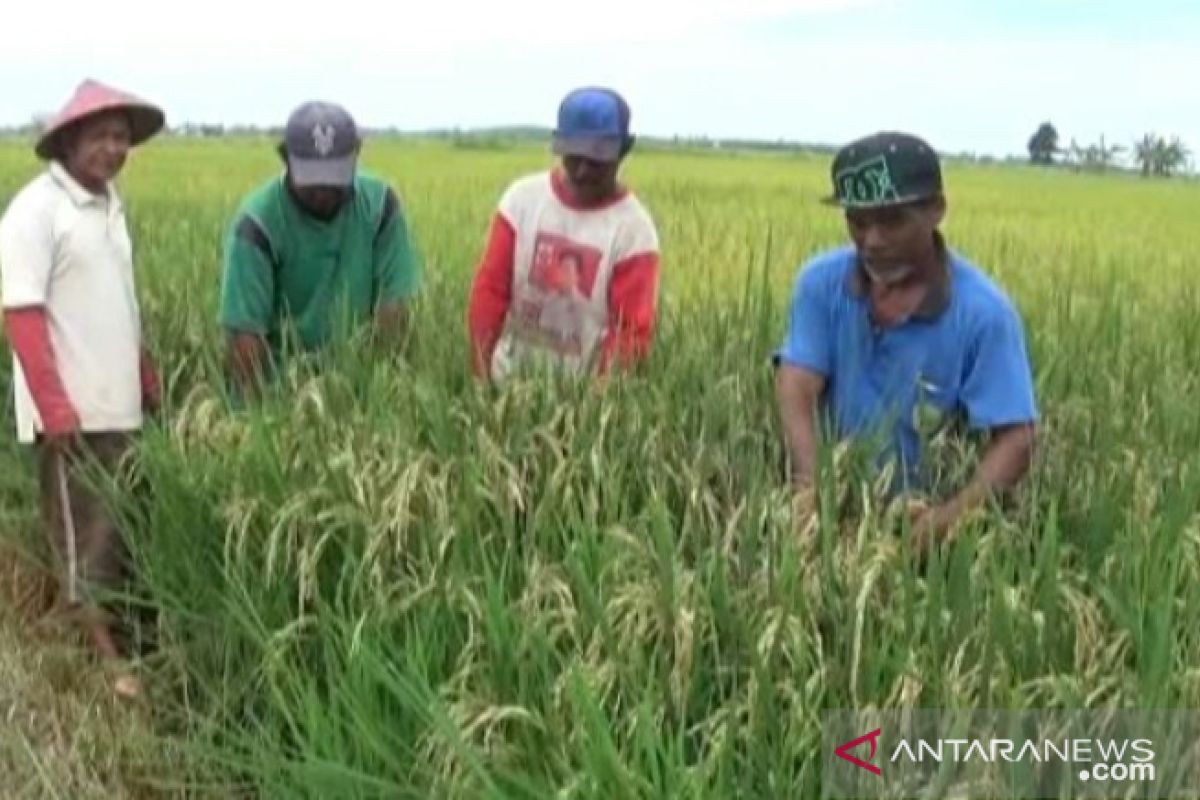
left=775, top=264, right=833, bottom=375
left=219, top=215, right=275, bottom=335
left=961, top=306, right=1039, bottom=430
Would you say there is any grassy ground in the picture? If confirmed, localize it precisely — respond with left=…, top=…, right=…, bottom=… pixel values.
left=0, top=537, right=168, bottom=798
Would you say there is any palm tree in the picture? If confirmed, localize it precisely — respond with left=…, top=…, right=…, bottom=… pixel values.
left=1162, top=137, right=1191, bottom=176
left=1089, top=136, right=1124, bottom=172
left=1064, top=138, right=1084, bottom=171
left=1133, top=133, right=1159, bottom=178
left=1064, top=137, right=1123, bottom=172
left=1133, top=134, right=1189, bottom=178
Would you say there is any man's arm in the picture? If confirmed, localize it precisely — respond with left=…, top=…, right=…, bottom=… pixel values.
left=467, top=214, right=516, bottom=379
left=1, top=199, right=78, bottom=446
left=219, top=214, right=277, bottom=399
left=374, top=301, right=409, bottom=347
left=956, top=422, right=1035, bottom=505
left=915, top=303, right=1039, bottom=545
left=226, top=332, right=270, bottom=399
left=774, top=262, right=834, bottom=491
left=4, top=308, right=80, bottom=446
left=372, top=188, right=420, bottom=352
left=598, top=251, right=659, bottom=374
left=914, top=422, right=1035, bottom=543
left=775, top=365, right=827, bottom=489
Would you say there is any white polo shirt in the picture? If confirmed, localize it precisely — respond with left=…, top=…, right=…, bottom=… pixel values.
left=0, top=162, right=144, bottom=443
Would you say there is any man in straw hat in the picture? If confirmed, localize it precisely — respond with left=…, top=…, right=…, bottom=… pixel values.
left=219, top=101, right=421, bottom=397
left=0, top=79, right=165, bottom=698
left=467, top=87, right=660, bottom=381
left=774, top=132, right=1037, bottom=551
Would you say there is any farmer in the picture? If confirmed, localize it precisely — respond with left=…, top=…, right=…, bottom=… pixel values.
left=467, top=87, right=661, bottom=380
left=0, top=79, right=166, bottom=698
left=774, top=132, right=1037, bottom=548
left=219, top=101, right=420, bottom=396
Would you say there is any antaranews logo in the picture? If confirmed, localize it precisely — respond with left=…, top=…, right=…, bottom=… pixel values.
left=824, top=710, right=1199, bottom=800
left=832, top=726, right=1155, bottom=783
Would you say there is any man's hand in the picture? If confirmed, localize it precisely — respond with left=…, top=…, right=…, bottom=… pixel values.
left=908, top=499, right=961, bottom=554
left=140, top=349, right=162, bottom=416
left=44, top=431, right=79, bottom=452
left=470, top=339, right=492, bottom=383
left=227, top=332, right=270, bottom=400
left=373, top=301, right=411, bottom=354
left=41, top=412, right=81, bottom=455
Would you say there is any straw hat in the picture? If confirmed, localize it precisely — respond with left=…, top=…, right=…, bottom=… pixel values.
left=35, top=79, right=165, bottom=160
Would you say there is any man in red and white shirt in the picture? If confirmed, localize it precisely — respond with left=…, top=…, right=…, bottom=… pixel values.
left=468, top=87, right=660, bottom=381
left=0, top=79, right=164, bottom=698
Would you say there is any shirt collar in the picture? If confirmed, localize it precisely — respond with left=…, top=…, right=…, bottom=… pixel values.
left=847, top=231, right=952, bottom=321
left=48, top=161, right=119, bottom=211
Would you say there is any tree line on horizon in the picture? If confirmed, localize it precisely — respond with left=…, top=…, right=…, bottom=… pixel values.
left=0, top=114, right=1194, bottom=177
left=1028, top=122, right=1192, bottom=177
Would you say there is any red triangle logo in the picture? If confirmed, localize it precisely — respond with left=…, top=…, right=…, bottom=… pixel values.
left=835, top=728, right=883, bottom=776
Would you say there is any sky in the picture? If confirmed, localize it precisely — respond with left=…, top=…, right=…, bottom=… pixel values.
left=2, top=0, right=1198, bottom=158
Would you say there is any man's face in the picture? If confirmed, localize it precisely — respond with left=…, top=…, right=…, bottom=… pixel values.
left=845, top=197, right=946, bottom=327
left=561, top=154, right=620, bottom=204
left=278, top=141, right=356, bottom=220
left=62, top=111, right=132, bottom=191
left=845, top=197, right=945, bottom=279
left=289, top=183, right=350, bottom=220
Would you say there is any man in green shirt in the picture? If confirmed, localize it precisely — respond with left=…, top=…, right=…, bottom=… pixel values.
left=219, top=101, right=420, bottom=395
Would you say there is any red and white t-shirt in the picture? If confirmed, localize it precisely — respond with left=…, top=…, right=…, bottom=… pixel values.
left=468, top=170, right=660, bottom=380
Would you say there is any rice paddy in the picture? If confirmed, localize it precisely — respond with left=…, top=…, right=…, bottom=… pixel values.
left=1, top=138, right=1199, bottom=798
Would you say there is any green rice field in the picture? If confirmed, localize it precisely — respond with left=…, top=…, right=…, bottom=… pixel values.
left=1, top=138, right=1199, bottom=798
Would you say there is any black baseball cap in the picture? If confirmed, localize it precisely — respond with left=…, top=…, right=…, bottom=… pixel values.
left=824, top=132, right=943, bottom=209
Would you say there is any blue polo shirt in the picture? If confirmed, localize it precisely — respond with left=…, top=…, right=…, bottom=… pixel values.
left=775, top=244, right=1037, bottom=489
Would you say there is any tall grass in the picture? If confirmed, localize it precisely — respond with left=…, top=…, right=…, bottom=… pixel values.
left=1, top=140, right=1198, bottom=797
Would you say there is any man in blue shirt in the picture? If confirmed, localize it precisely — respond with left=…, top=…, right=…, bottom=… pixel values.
left=775, top=132, right=1037, bottom=548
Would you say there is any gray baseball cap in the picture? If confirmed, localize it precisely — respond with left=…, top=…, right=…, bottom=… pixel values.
left=282, top=101, right=360, bottom=188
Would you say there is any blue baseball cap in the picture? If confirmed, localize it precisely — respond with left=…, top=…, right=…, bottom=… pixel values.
left=552, top=87, right=631, bottom=163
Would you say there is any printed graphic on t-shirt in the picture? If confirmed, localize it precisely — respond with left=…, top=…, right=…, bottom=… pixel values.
left=515, top=232, right=605, bottom=358
left=530, top=232, right=602, bottom=298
